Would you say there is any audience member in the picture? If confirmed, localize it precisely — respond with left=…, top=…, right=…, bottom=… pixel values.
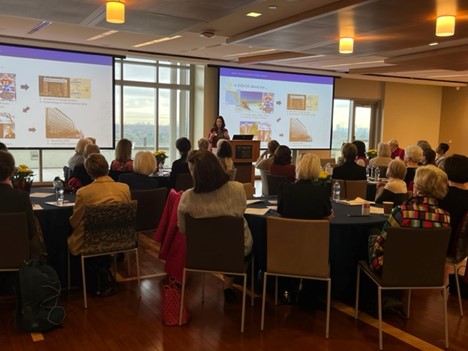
left=0, top=142, right=7, bottom=151
left=435, top=142, right=450, bottom=169
left=0, top=150, right=42, bottom=259
left=256, top=140, right=279, bottom=172
left=169, top=137, right=192, bottom=188
left=403, top=145, right=422, bottom=189
left=68, top=138, right=92, bottom=171
left=417, top=140, right=432, bottom=152
left=388, top=139, right=405, bottom=159
left=332, top=143, right=367, bottom=180
left=69, top=143, right=101, bottom=189
left=278, top=153, right=333, bottom=220
left=177, top=150, right=252, bottom=302
left=439, top=154, right=468, bottom=258
left=270, top=145, right=296, bottom=182
left=353, top=140, right=368, bottom=167
left=197, top=137, right=209, bottom=151
left=119, top=151, right=159, bottom=190
left=369, top=165, right=450, bottom=274
left=68, top=154, right=131, bottom=255
left=374, top=159, right=408, bottom=205
left=369, top=142, right=392, bottom=168
left=110, top=138, right=134, bottom=171
left=216, top=139, right=236, bottom=180
left=422, top=148, right=436, bottom=165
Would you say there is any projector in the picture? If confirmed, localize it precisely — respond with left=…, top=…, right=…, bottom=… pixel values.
left=200, top=31, right=215, bottom=38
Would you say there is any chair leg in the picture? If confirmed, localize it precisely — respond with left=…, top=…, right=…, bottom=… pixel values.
left=202, top=273, right=205, bottom=304
left=179, top=269, right=187, bottom=326
left=241, top=273, right=247, bottom=333
left=81, top=256, right=88, bottom=309
left=453, top=263, right=464, bottom=317
left=135, top=248, right=141, bottom=299
left=274, top=276, right=278, bottom=306
left=251, top=258, right=254, bottom=307
left=325, top=278, right=331, bottom=339
left=378, top=287, right=383, bottom=350
left=443, top=286, right=449, bottom=349
left=406, top=290, right=412, bottom=318
left=355, top=265, right=361, bottom=319
left=261, top=272, right=268, bottom=330
left=67, top=251, right=71, bottom=291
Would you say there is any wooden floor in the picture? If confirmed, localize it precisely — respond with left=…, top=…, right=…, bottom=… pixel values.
left=1, top=233, right=468, bottom=351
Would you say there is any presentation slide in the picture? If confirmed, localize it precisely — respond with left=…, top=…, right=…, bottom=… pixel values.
left=0, top=44, right=114, bottom=149
left=218, top=67, right=334, bottom=149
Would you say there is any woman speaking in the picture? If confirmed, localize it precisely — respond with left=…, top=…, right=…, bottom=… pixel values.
left=208, top=116, right=230, bottom=149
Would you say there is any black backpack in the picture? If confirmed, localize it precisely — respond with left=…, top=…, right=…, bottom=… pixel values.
left=16, top=260, right=66, bottom=332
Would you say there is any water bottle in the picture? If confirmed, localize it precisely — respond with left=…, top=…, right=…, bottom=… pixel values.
left=325, top=163, right=333, bottom=176
left=55, top=180, right=64, bottom=205
left=375, top=167, right=380, bottom=181
left=332, top=181, right=341, bottom=201
left=366, top=165, right=370, bottom=179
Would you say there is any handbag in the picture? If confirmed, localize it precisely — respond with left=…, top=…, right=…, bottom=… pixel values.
left=448, top=266, right=468, bottom=299
left=162, top=277, right=190, bottom=326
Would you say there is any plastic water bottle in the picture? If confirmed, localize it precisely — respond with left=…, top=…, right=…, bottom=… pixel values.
left=332, top=181, right=341, bottom=201
left=325, top=163, right=333, bottom=176
left=158, top=162, right=164, bottom=175
left=55, top=180, right=64, bottom=205
left=375, top=167, right=380, bottom=181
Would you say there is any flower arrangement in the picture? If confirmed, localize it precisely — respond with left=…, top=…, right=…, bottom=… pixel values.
left=11, top=164, right=34, bottom=192
left=153, top=150, right=168, bottom=165
left=366, top=149, right=377, bottom=159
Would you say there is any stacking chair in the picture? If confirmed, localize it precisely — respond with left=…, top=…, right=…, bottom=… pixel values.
left=70, top=201, right=140, bottom=309
left=179, top=215, right=254, bottom=332
left=0, top=212, right=30, bottom=272
left=355, top=227, right=451, bottom=350
left=345, top=180, right=367, bottom=200
left=261, top=217, right=331, bottom=338
left=242, top=182, right=255, bottom=199
left=174, top=173, right=193, bottom=191
left=446, top=211, right=468, bottom=317
left=131, top=188, right=167, bottom=234
left=266, top=174, right=288, bottom=196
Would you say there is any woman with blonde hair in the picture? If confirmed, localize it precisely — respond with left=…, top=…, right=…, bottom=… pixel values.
left=403, top=144, right=422, bottom=190
left=110, top=138, right=134, bottom=171
left=277, top=153, right=332, bottom=220
left=369, top=142, right=392, bottom=168
left=118, top=151, right=159, bottom=190
left=374, top=159, right=408, bottom=205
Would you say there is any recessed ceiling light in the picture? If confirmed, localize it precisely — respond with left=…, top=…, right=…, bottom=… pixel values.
left=246, top=12, right=262, bottom=17
left=429, top=42, right=439, bottom=46
left=268, top=5, right=278, bottom=10
left=133, top=35, right=182, bottom=48
left=87, top=30, right=118, bottom=41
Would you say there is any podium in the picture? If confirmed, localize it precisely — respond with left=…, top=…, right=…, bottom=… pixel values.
left=229, top=140, right=260, bottom=184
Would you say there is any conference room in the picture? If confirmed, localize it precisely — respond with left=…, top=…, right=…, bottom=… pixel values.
left=1, top=1, right=468, bottom=350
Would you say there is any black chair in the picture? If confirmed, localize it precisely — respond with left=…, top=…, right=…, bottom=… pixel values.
left=108, top=170, right=132, bottom=182
left=131, top=188, right=167, bottom=233
left=266, top=174, right=288, bottom=196
left=63, top=166, right=71, bottom=184
left=0, top=212, right=29, bottom=272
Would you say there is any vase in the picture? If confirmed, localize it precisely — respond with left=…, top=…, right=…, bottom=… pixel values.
left=13, top=179, right=33, bottom=193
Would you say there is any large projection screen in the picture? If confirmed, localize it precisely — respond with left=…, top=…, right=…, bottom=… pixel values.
left=0, top=44, right=114, bottom=149
left=218, top=67, right=334, bottom=149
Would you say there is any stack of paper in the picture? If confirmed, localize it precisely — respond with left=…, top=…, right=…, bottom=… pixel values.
left=336, top=197, right=375, bottom=206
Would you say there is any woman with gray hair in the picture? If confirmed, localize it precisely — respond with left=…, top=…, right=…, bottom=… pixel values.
left=369, top=165, right=450, bottom=274
left=369, top=142, right=392, bottom=168
left=403, top=144, right=423, bottom=190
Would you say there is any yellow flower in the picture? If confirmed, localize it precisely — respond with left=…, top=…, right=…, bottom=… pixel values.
left=319, top=170, right=329, bottom=180
left=153, top=150, right=167, bottom=164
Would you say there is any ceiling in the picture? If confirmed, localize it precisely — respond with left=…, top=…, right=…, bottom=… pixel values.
left=0, top=0, right=467, bottom=86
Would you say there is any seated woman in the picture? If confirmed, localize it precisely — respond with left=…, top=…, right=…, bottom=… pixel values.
left=374, top=159, right=408, bottom=205
left=216, top=139, right=236, bottom=180
left=68, top=138, right=92, bottom=171
left=68, top=154, right=131, bottom=256
left=332, top=143, right=367, bottom=180
left=68, top=143, right=100, bottom=189
left=369, top=142, right=392, bottom=168
left=369, top=165, right=451, bottom=273
left=118, top=151, right=159, bottom=190
left=178, top=150, right=253, bottom=302
left=197, top=138, right=209, bottom=151
left=0, top=151, right=42, bottom=259
left=438, top=154, right=468, bottom=258
left=110, top=138, right=134, bottom=172
left=278, top=153, right=333, bottom=220
left=169, top=137, right=191, bottom=188
left=353, top=140, right=368, bottom=167
left=270, top=145, right=296, bottom=183
left=403, top=144, right=422, bottom=190
left=422, top=148, right=436, bottom=166
left=256, top=139, right=280, bottom=172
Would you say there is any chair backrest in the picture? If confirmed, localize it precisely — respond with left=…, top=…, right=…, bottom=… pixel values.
left=131, top=188, right=167, bottom=232
left=266, top=174, right=288, bottom=196
left=383, top=227, right=451, bottom=286
left=184, top=214, right=245, bottom=273
left=175, top=173, right=193, bottom=191
left=108, top=170, right=132, bottom=181
left=266, top=217, right=330, bottom=278
left=0, top=212, right=30, bottom=270
left=259, top=169, right=270, bottom=196
left=63, top=166, right=71, bottom=183
left=242, top=182, right=255, bottom=199
left=345, top=180, right=367, bottom=200
left=82, top=201, right=138, bottom=255
left=320, top=158, right=336, bottom=167
left=448, top=210, right=468, bottom=259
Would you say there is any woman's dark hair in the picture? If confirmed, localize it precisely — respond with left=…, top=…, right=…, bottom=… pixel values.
left=176, top=137, right=191, bottom=155
left=212, top=116, right=226, bottom=130
left=188, top=150, right=229, bottom=193
left=352, top=140, right=366, bottom=158
left=0, top=150, right=15, bottom=181
left=216, top=140, right=232, bottom=158
left=267, top=140, right=280, bottom=155
left=423, top=148, right=436, bottom=165
left=444, top=154, right=468, bottom=183
left=0, top=142, right=7, bottom=151
left=273, top=145, right=292, bottom=165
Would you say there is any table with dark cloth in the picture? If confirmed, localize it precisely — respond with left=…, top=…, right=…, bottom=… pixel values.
left=245, top=199, right=387, bottom=301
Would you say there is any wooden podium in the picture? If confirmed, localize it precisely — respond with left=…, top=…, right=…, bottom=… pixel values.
left=229, top=140, right=260, bottom=184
